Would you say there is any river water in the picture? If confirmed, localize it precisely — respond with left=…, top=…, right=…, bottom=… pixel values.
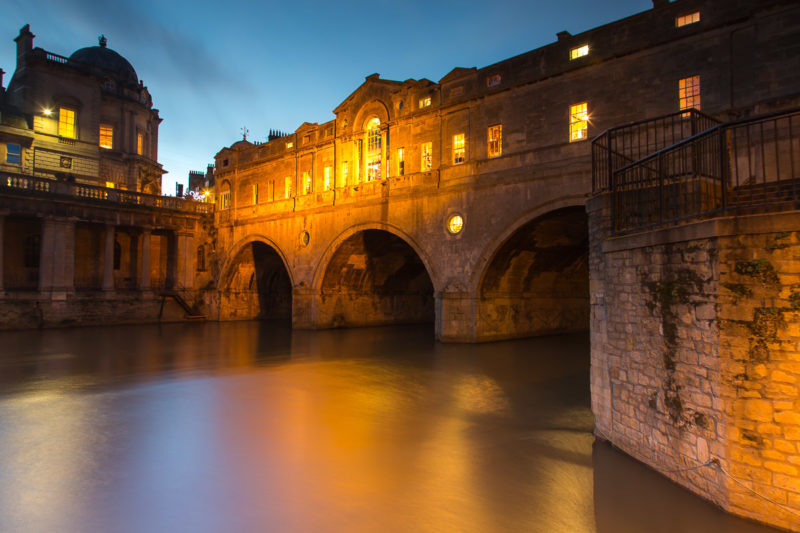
left=0, top=322, right=780, bottom=533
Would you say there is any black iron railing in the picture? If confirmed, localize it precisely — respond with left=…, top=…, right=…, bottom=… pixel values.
left=1, top=172, right=214, bottom=214
left=592, top=109, right=720, bottom=192
left=607, top=107, right=800, bottom=234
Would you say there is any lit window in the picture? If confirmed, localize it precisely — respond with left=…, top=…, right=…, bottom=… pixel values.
left=303, top=171, right=312, bottom=194
left=421, top=142, right=432, bottom=171
left=366, top=118, right=381, bottom=181
left=453, top=133, right=465, bottom=164
left=323, top=166, right=332, bottom=191
left=252, top=183, right=259, bottom=204
left=569, top=102, right=589, bottom=142
left=6, top=144, right=21, bottom=165
left=342, top=162, right=349, bottom=187
left=220, top=190, right=231, bottom=210
left=570, top=44, right=589, bottom=60
left=105, top=181, right=116, bottom=189
left=488, top=125, right=502, bottom=158
left=447, top=214, right=464, bottom=234
left=286, top=141, right=294, bottom=149
left=397, top=147, right=405, bottom=176
left=285, top=176, right=292, bottom=198
left=679, top=75, right=701, bottom=113
left=99, top=124, right=113, bottom=149
left=676, top=12, right=700, bottom=27
left=136, top=132, right=144, bottom=155
left=58, top=108, right=76, bottom=138
left=419, top=96, right=431, bottom=109
left=487, top=74, right=501, bottom=87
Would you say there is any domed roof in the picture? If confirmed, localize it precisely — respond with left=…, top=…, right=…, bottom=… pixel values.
left=69, top=38, right=138, bottom=85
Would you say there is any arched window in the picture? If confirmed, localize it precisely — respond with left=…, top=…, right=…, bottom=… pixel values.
left=23, top=234, right=40, bottom=268
left=365, top=117, right=381, bottom=181
left=197, top=244, right=206, bottom=272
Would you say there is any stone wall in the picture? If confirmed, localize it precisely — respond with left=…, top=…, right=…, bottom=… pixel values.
left=589, top=194, right=800, bottom=531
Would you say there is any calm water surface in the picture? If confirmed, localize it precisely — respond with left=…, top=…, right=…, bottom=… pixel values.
left=0, top=322, right=780, bottom=532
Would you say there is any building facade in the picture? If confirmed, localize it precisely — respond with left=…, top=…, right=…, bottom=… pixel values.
left=1, top=25, right=163, bottom=193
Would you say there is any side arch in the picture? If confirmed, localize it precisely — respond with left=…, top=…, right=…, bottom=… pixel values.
left=219, top=234, right=295, bottom=288
left=471, top=196, right=589, bottom=341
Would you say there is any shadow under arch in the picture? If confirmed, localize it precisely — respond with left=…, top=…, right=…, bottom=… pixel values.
left=218, top=234, right=294, bottom=320
left=312, top=222, right=439, bottom=330
left=470, top=199, right=589, bottom=342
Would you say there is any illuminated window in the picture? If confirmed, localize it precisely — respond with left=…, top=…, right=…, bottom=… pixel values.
left=6, top=144, right=21, bottom=164
left=421, top=142, right=432, bottom=171
left=487, top=74, right=501, bottom=87
left=570, top=44, right=589, bottom=60
left=136, top=132, right=144, bottom=155
left=676, top=12, right=700, bottom=27
left=252, top=183, right=259, bottom=204
left=488, top=125, right=502, bottom=158
left=447, top=214, right=464, bottom=234
left=342, top=162, right=349, bottom=186
left=569, top=102, right=589, bottom=142
left=220, top=190, right=230, bottom=210
left=679, top=75, right=701, bottom=113
left=397, top=147, right=405, bottom=176
left=419, top=96, right=431, bottom=109
left=58, top=108, right=76, bottom=138
left=99, top=124, right=113, bottom=149
left=366, top=117, right=381, bottom=181
left=284, top=176, right=292, bottom=198
left=323, top=166, right=332, bottom=191
left=303, top=171, right=312, bottom=194
left=105, top=181, right=116, bottom=189
left=453, top=133, right=465, bottom=164
left=286, top=141, right=294, bottom=149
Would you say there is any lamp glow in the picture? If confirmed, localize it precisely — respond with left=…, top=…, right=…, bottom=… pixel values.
left=42, top=108, right=52, bottom=116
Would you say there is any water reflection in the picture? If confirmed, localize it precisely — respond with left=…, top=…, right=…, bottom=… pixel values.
left=0, top=322, right=779, bottom=532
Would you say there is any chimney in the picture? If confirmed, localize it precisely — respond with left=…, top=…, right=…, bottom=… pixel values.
left=0, top=68, right=4, bottom=89
left=14, top=24, right=34, bottom=68
left=557, top=31, right=571, bottom=42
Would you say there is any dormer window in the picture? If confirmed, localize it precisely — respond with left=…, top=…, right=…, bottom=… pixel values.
left=570, top=45, right=589, bottom=60
left=676, top=12, right=700, bottom=27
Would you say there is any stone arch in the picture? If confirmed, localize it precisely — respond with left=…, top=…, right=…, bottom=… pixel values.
left=472, top=198, right=589, bottom=341
left=312, top=222, right=439, bottom=329
left=218, top=235, right=294, bottom=321
left=352, top=100, right=391, bottom=134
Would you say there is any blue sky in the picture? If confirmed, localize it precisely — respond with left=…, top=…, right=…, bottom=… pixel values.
left=1, top=0, right=653, bottom=195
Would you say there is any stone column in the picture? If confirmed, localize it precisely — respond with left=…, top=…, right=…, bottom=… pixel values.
left=435, top=286, right=477, bottom=342
left=38, top=218, right=56, bottom=293
left=139, top=228, right=151, bottom=291
left=38, top=217, right=74, bottom=298
left=0, top=214, right=5, bottom=294
left=103, top=224, right=115, bottom=291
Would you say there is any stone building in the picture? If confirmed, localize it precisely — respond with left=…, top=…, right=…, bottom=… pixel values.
left=1, top=25, right=163, bottom=193
left=0, top=25, right=211, bottom=329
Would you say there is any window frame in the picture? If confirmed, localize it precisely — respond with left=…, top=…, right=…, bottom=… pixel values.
left=99, top=124, right=114, bottom=149
left=6, top=143, right=21, bottom=164
left=675, top=12, right=700, bottom=27
left=487, top=125, right=502, bottom=158
left=570, top=44, right=589, bottom=60
left=453, top=133, right=466, bottom=165
left=679, top=75, right=701, bottom=114
left=421, top=142, right=432, bottom=171
left=569, top=102, right=589, bottom=142
left=58, top=107, right=76, bottom=139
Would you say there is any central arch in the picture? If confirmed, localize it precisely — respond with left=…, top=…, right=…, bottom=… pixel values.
left=219, top=236, right=293, bottom=321
left=314, top=225, right=437, bottom=329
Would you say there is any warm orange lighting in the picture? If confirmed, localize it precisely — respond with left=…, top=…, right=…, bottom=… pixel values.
left=569, top=102, right=589, bottom=142
left=676, top=12, right=700, bottom=27
left=42, top=108, right=52, bottom=116
left=570, top=44, right=589, bottom=60
left=99, top=124, right=113, bottom=149
left=453, top=133, right=465, bottom=164
left=58, top=108, right=76, bottom=138
left=447, top=214, right=464, bottom=234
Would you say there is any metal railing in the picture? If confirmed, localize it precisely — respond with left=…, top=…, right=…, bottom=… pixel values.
left=592, top=109, right=720, bottom=192
left=1, top=172, right=214, bottom=214
left=608, top=107, right=800, bottom=234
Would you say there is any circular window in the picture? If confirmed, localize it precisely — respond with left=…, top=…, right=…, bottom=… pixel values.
left=300, top=231, right=310, bottom=246
left=446, top=214, right=464, bottom=235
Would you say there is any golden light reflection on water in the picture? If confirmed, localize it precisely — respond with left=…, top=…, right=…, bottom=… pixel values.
left=0, top=323, right=785, bottom=533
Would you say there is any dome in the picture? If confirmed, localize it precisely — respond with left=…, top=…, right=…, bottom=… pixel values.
left=69, top=42, right=138, bottom=85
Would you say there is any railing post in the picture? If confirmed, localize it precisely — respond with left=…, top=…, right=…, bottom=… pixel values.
left=719, top=127, right=727, bottom=214
left=658, top=151, right=664, bottom=226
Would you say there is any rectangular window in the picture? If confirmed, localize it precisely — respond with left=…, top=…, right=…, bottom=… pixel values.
left=570, top=44, right=589, bottom=60
left=252, top=183, right=259, bottom=204
left=286, top=141, right=294, bottom=149
left=453, top=134, right=465, bottom=164
left=676, top=12, right=700, bottom=27
left=58, top=108, right=76, bottom=138
left=486, top=74, right=501, bottom=87
left=99, top=124, right=113, bottom=149
left=419, top=96, right=431, bottom=109
left=569, top=102, right=589, bottom=142
left=421, top=142, right=432, bottom=171
left=342, top=162, right=349, bottom=187
left=488, top=125, right=502, bottom=158
left=137, top=132, right=144, bottom=155
left=6, top=144, right=21, bottom=165
left=397, top=148, right=405, bottom=176
left=303, top=134, right=312, bottom=144
left=324, top=166, right=332, bottom=191
left=303, top=171, right=312, bottom=194
left=325, top=126, right=334, bottom=137
left=285, top=176, right=292, bottom=199
left=679, top=75, right=701, bottom=113
left=220, top=190, right=231, bottom=210
left=105, top=181, right=116, bottom=189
